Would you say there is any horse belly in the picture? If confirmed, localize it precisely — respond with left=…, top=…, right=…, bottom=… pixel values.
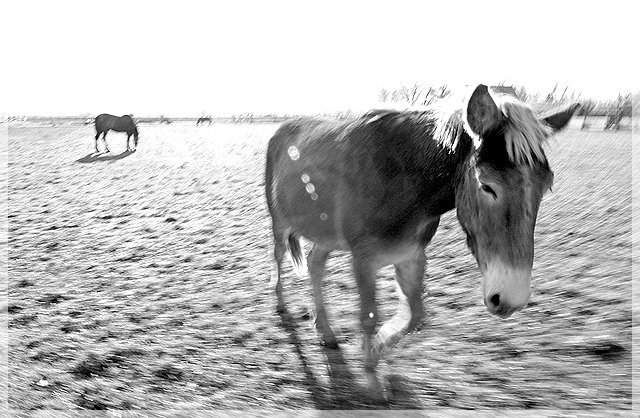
left=355, top=216, right=440, bottom=269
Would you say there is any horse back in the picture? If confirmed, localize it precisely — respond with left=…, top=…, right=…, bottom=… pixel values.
left=95, top=114, right=137, bottom=134
left=266, top=115, right=457, bottom=249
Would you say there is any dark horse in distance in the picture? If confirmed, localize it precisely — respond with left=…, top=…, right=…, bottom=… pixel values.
left=94, top=114, right=139, bottom=153
left=266, top=84, right=580, bottom=400
left=197, top=116, right=212, bottom=126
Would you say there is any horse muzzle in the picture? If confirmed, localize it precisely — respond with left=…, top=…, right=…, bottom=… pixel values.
left=481, top=261, right=531, bottom=319
left=484, top=295, right=525, bottom=318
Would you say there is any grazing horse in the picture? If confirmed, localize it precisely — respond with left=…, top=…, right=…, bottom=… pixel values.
left=197, top=116, right=212, bottom=126
left=94, top=114, right=139, bottom=153
left=265, top=84, right=579, bottom=399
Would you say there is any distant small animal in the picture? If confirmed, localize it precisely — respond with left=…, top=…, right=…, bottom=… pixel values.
left=159, top=116, right=172, bottom=124
left=197, top=117, right=212, bottom=126
left=94, top=114, right=139, bottom=153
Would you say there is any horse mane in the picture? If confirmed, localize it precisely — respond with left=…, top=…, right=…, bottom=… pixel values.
left=360, top=104, right=465, bottom=153
left=360, top=93, right=552, bottom=166
left=431, top=93, right=553, bottom=165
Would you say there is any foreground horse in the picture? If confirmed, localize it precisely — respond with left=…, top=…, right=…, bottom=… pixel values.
left=197, top=116, right=212, bottom=126
left=265, top=84, right=579, bottom=399
left=94, top=114, right=139, bottom=153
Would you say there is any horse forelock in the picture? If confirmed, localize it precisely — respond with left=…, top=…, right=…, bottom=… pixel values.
left=495, top=95, right=552, bottom=166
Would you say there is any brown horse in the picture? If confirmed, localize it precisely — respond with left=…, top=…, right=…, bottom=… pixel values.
left=94, top=114, right=139, bottom=153
left=265, top=84, right=579, bottom=399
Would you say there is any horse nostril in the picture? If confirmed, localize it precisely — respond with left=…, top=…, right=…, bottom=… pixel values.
left=490, top=294, right=500, bottom=307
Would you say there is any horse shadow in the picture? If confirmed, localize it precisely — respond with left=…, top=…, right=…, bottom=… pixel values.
left=276, top=308, right=421, bottom=409
left=76, top=150, right=134, bottom=163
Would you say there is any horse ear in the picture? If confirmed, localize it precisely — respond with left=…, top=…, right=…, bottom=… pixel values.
left=465, top=84, right=506, bottom=137
left=542, top=103, right=581, bottom=132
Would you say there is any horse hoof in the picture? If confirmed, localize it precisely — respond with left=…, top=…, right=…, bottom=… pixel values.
left=322, top=337, right=339, bottom=349
left=365, top=373, right=387, bottom=403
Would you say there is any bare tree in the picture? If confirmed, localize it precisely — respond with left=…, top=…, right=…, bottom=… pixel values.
left=558, top=85, right=569, bottom=103
left=391, top=82, right=424, bottom=106
left=528, top=92, right=542, bottom=104
left=514, top=85, right=528, bottom=102
left=604, top=93, right=633, bottom=130
left=579, top=99, right=596, bottom=130
left=422, top=84, right=451, bottom=106
left=633, top=92, right=640, bottom=130
left=391, top=88, right=403, bottom=103
left=378, top=88, right=390, bottom=103
left=546, top=83, right=559, bottom=103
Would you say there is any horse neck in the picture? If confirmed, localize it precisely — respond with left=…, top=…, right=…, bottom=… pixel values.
left=431, top=131, right=474, bottom=214
left=449, top=130, right=475, bottom=182
left=404, top=129, right=473, bottom=215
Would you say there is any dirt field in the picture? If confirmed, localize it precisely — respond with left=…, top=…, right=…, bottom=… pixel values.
left=5, top=120, right=633, bottom=412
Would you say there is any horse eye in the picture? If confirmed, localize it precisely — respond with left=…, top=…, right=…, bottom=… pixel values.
left=480, top=184, right=498, bottom=199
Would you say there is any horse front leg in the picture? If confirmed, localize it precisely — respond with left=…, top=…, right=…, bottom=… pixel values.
left=374, top=220, right=437, bottom=358
left=373, top=250, right=426, bottom=357
left=352, top=254, right=384, bottom=400
left=307, top=245, right=337, bottom=348
left=94, top=132, right=101, bottom=153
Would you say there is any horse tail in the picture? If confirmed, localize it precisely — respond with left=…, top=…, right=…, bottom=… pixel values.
left=265, top=122, right=307, bottom=277
left=285, top=233, right=307, bottom=277
left=132, top=120, right=139, bottom=137
left=132, top=123, right=139, bottom=146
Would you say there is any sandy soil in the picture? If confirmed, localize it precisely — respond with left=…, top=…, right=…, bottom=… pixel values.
left=6, top=121, right=632, bottom=412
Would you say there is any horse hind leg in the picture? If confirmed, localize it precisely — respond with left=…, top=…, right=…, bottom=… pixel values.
left=271, top=224, right=302, bottom=312
left=272, top=235, right=287, bottom=313
left=102, top=132, right=110, bottom=153
left=95, top=132, right=101, bottom=153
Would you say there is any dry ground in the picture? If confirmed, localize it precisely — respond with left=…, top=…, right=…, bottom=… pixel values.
left=5, top=120, right=633, bottom=412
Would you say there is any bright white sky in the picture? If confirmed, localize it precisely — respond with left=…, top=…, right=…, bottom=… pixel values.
left=4, top=0, right=636, bottom=116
